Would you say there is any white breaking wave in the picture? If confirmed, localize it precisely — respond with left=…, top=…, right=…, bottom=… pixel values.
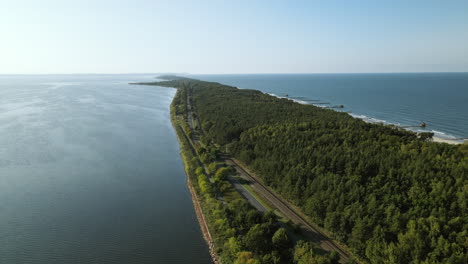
left=267, top=92, right=315, bottom=105
left=349, top=114, right=389, bottom=125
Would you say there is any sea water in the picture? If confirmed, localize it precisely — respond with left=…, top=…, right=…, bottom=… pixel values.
left=196, top=73, right=468, bottom=140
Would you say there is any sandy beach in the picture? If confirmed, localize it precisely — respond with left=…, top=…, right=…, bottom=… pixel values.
left=433, top=136, right=465, bottom=145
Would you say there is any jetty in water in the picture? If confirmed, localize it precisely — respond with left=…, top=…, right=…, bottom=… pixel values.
left=324, top=105, right=345, bottom=109
left=402, top=122, right=427, bottom=128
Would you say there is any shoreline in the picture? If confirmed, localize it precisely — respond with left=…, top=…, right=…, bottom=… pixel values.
left=433, top=136, right=464, bottom=145
left=186, top=174, right=220, bottom=264
left=170, top=102, right=220, bottom=264
left=172, top=123, right=220, bottom=264
left=268, top=93, right=465, bottom=145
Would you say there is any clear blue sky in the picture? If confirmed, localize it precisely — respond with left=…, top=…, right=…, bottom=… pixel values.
left=1, top=0, right=467, bottom=74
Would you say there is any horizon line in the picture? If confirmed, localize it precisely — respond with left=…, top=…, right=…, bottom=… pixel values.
left=1, top=71, right=468, bottom=76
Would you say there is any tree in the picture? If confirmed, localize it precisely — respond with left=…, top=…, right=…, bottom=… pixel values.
left=207, top=162, right=218, bottom=175
left=244, top=224, right=270, bottom=254
left=195, top=167, right=204, bottom=175
left=234, top=251, right=260, bottom=264
left=214, top=167, right=230, bottom=182
left=419, top=132, right=434, bottom=141
left=272, top=228, right=290, bottom=250
left=293, top=240, right=337, bottom=264
left=225, top=237, right=241, bottom=261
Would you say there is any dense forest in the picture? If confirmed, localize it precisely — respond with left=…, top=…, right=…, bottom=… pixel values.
left=169, top=86, right=340, bottom=263
left=155, top=77, right=467, bottom=263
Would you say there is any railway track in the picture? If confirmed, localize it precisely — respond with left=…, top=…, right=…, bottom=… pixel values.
left=225, top=157, right=352, bottom=262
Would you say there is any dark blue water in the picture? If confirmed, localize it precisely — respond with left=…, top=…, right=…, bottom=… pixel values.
left=0, top=74, right=211, bottom=263
left=195, top=73, right=468, bottom=140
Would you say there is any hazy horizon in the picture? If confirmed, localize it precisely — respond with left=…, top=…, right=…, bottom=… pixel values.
left=1, top=71, right=468, bottom=76
left=1, top=0, right=468, bottom=74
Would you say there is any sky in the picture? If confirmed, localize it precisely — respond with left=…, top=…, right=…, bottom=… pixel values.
left=0, top=0, right=467, bottom=74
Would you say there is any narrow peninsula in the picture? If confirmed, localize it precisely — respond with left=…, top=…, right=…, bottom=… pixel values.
left=134, top=76, right=467, bottom=264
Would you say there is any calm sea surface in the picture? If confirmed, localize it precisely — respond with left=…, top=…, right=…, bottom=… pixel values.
left=0, top=75, right=211, bottom=263
left=196, top=73, right=468, bottom=140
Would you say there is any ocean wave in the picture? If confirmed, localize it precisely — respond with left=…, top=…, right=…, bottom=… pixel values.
left=294, top=99, right=309, bottom=105
left=431, top=130, right=448, bottom=135
left=349, top=114, right=388, bottom=124
left=267, top=93, right=309, bottom=105
left=347, top=113, right=462, bottom=141
left=313, top=104, right=327, bottom=108
left=429, top=130, right=459, bottom=139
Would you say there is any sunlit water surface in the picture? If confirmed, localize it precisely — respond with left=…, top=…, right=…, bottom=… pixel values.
left=0, top=74, right=211, bottom=263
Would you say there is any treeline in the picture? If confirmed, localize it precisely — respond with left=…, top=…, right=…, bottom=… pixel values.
left=170, top=88, right=340, bottom=264
left=160, top=78, right=467, bottom=264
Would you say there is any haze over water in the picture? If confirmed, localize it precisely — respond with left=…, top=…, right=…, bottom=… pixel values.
left=197, top=73, right=468, bottom=140
left=0, top=75, right=211, bottom=264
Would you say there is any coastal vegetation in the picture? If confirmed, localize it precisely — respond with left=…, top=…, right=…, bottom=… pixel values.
left=170, top=87, right=340, bottom=263
left=160, top=77, right=467, bottom=264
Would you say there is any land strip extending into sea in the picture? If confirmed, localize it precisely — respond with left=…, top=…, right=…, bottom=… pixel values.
left=134, top=78, right=356, bottom=264
left=132, top=75, right=466, bottom=264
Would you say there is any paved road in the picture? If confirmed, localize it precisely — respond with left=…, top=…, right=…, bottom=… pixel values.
left=224, top=157, right=351, bottom=263
left=226, top=174, right=267, bottom=212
